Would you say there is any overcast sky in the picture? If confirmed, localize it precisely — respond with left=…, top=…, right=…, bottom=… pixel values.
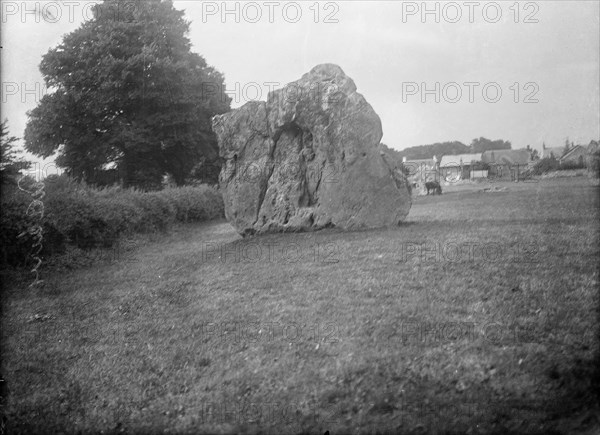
left=2, top=1, right=599, bottom=171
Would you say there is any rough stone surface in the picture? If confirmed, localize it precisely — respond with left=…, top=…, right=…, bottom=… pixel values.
left=212, top=64, right=412, bottom=235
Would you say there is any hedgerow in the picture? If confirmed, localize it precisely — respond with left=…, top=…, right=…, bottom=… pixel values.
left=0, top=175, right=224, bottom=269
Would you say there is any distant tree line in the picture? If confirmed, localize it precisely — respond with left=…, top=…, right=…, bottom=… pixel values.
left=385, top=137, right=513, bottom=161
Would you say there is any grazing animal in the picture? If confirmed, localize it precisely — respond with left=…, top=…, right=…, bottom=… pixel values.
left=425, top=181, right=442, bottom=195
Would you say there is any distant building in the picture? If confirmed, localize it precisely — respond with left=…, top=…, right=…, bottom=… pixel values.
left=541, top=143, right=565, bottom=159
left=402, top=157, right=439, bottom=194
left=559, top=145, right=587, bottom=167
left=482, top=149, right=531, bottom=180
left=402, top=158, right=437, bottom=177
left=439, top=153, right=482, bottom=181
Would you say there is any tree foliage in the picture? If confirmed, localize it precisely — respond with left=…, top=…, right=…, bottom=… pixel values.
left=1, top=120, right=31, bottom=186
left=24, top=0, right=230, bottom=189
left=524, top=144, right=539, bottom=161
left=395, top=141, right=470, bottom=160
left=469, top=137, right=511, bottom=153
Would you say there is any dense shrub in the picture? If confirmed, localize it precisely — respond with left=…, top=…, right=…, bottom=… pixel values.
left=589, top=151, right=600, bottom=178
left=532, top=157, right=560, bottom=175
left=531, top=156, right=587, bottom=175
left=159, top=185, right=224, bottom=223
left=558, top=160, right=585, bottom=170
left=0, top=189, right=38, bottom=267
left=44, top=173, right=87, bottom=195
left=1, top=176, right=224, bottom=269
left=129, top=191, right=176, bottom=232
left=45, top=191, right=102, bottom=249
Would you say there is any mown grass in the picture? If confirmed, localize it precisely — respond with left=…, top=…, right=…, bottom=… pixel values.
left=2, top=177, right=599, bottom=434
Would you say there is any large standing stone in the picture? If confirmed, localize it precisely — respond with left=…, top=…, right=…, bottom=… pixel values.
left=212, top=64, right=411, bottom=235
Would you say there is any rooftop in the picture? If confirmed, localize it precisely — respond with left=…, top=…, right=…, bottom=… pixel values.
left=481, top=149, right=531, bottom=165
left=439, top=153, right=482, bottom=167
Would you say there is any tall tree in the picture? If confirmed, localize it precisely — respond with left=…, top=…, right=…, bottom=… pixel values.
left=469, top=137, right=511, bottom=153
left=1, top=120, right=31, bottom=186
left=24, top=0, right=230, bottom=189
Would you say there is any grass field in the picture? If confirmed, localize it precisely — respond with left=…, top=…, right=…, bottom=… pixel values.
left=2, top=177, right=599, bottom=434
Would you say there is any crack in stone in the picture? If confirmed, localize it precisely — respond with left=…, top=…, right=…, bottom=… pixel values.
left=252, top=102, right=277, bottom=229
left=253, top=149, right=276, bottom=230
